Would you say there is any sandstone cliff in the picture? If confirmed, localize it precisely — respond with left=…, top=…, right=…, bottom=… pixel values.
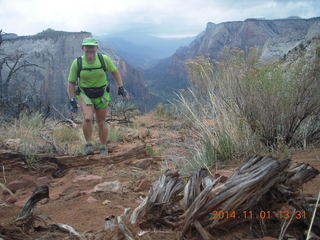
left=145, top=17, right=320, bottom=99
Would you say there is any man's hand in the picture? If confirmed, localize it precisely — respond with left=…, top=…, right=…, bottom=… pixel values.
left=69, top=98, right=78, bottom=113
left=118, top=86, right=129, bottom=99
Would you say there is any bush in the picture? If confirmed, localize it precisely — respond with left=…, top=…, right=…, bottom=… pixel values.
left=154, top=103, right=176, bottom=118
left=175, top=45, right=320, bottom=169
left=213, top=47, right=320, bottom=147
left=108, top=126, right=125, bottom=142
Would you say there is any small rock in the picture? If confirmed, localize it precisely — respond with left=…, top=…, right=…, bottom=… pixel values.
left=40, top=198, right=49, bottom=205
left=4, top=138, right=22, bottom=151
left=132, top=158, right=152, bottom=170
left=72, top=174, right=102, bottom=183
left=36, top=176, right=50, bottom=187
left=94, top=181, right=122, bottom=193
left=64, top=191, right=83, bottom=201
left=87, top=196, right=98, bottom=203
left=6, top=175, right=37, bottom=193
left=102, top=199, right=111, bottom=205
left=50, top=193, right=61, bottom=201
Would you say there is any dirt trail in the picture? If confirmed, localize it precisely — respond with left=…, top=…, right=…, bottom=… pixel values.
left=0, top=113, right=319, bottom=238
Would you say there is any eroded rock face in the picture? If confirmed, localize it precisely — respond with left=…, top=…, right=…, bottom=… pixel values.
left=146, top=17, right=320, bottom=96
left=1, top=29, right=155, bottom=112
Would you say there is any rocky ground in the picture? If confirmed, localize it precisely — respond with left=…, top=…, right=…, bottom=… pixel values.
left=0, top=113, right=319, bottom=239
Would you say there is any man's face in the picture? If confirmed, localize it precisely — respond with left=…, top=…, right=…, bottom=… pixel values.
left=83, top=45, right=97, bottom=58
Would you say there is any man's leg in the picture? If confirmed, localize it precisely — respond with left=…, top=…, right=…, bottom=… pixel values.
left=79, top=96, right=94, bottom=142
left=95, top=106, right=108, bottom=145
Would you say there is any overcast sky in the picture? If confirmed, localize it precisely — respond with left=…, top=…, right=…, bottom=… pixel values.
left=1, top=0, right=320, bottom=38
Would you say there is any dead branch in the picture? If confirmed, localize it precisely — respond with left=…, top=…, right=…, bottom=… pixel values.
left=16, top=185, right=49, bottom=221
left=52, top=105, right=78, bottom=128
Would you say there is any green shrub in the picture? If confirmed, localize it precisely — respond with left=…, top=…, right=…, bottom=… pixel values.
left=155, top=103, right=176, bottom=118
left=108, top=126, right=125, bottom=142
left=145, top=145, right=156, bottom=156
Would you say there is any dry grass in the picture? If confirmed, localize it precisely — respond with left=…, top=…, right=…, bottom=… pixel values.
left=173, top=45, right=320, bottom=171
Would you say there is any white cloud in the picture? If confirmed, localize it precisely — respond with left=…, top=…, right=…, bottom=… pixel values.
left=1, top=0, right=319, bottom=36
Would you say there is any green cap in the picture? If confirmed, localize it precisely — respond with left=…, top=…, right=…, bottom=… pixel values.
left=82, top=37, right=98, bottom=46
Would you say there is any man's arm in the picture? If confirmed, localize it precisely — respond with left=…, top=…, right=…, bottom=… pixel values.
left=68, top=81, right=76, bottom=99
left=111, top=71, right=123, bottom=87
left=111, top=71, right=129, bottom=99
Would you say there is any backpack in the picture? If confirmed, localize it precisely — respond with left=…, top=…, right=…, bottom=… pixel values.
left=76, top=53, right=107, bottom=78
left=75, top=53, right=109, bottom=94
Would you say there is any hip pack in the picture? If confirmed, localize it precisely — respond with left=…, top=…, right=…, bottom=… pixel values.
left=82, top=86, right=106, bottom=98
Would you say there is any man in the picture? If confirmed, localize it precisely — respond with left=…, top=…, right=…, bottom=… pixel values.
left=67, top=37, right=128, bottom=155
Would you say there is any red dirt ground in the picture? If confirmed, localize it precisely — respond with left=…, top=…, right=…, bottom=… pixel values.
left=0, top=114, right=319, bottom=239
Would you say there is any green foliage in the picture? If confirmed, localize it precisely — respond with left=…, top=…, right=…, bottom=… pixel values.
left=53, top=126, right=81, bottom=143
left=155, top=103, right=176, bottom=118
left=175, top=44, right=320, bottom=171
left=108, top=126, right=125, bottom=143
left=109, top=100, right=140, bottom=121
left=145, top=145, right=156, bottom=156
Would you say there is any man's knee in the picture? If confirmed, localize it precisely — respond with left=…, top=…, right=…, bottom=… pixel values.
left=84, top=117, right=92, bottom=124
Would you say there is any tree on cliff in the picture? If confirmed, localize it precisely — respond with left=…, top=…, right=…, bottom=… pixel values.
left=0, top=30, right=42, bottom=118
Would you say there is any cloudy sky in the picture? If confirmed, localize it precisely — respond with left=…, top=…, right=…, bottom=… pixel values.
left=1, top=0, right=320, bottom=38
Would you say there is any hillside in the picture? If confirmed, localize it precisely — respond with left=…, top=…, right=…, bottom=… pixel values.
left=145, top=17, right=320, bottom=100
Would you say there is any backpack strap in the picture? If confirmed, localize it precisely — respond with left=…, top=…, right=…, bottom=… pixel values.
left=76, top=53, right=107, bottom=80
left=97, top=53, right=107, bottom=72
left=76, top=56, right=82, bottom=79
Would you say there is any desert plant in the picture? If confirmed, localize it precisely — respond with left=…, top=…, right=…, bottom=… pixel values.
left=145, top=145, right=156, bottom=156
left=107, top=126, right=125, bottom=142
left=174, top=44, right=320, bottom=170
left=109, top=100, right=140, bottom=122
left=53, top=125, right=81, bottom=143
left=155, top=103, right=176, bottom=118
left=184, top=46, right=320, bottom=151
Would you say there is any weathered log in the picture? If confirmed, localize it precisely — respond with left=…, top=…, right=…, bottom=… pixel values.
left=129, top=155, right=319, bottom=240
left=105, top=208, right=137, bottom=240
left=181, top=168, right=215, bottom=210
left=130, top=170, right=185, bottom=228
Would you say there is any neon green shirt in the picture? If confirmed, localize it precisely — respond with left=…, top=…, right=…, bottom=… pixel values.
left=68, top=54, right=117, bottom=88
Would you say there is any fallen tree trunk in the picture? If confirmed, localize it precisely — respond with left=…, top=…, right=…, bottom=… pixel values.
left=130, top=155, right=319, bottom=239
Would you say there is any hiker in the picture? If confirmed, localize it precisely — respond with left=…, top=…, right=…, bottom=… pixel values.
left=67, top=37, right=128, bottom=156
